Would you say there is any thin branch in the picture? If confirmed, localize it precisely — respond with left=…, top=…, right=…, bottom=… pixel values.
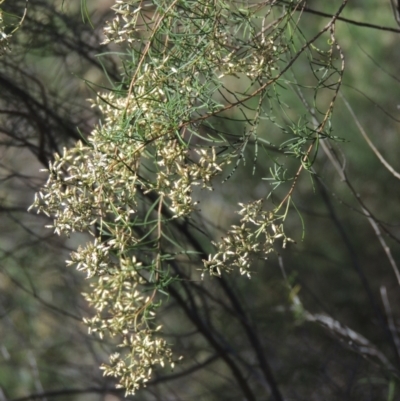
left=380, top=286, right=400, bottom=360
left=1, top=264, right=82, bottom=321
left=363, top=206, right=400, bottom=285
left=340, top=92, right=400, bottom=180
left=168, top=277, right=258, bottom=401
left=305, top=311, right=397, bottom=374
left=217, top=276, right=284, bottom=401
left=279, top=0, right=400, bottom=33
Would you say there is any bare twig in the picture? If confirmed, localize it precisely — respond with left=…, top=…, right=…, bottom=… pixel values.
left=305, top=311, right=396, bottom=373
left=279, top=0, right=400, bottom=33
left=340, top=92, right=400, bottom=180
left=380, top=286, right=400, bottom=359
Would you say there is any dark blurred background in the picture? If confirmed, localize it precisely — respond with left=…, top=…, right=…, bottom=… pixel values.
left=1, top=1, right=400, bottom=400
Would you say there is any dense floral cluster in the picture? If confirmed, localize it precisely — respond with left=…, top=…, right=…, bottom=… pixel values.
left=203, top=200, right=294, bottom=277
left=82, top=256, right=174, bottom=394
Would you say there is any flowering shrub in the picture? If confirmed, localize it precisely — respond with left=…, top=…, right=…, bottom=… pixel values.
left=30, top=0, right=345, bottom=395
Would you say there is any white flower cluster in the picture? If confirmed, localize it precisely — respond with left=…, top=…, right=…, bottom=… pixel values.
left=82, top=256, right=174, bottom=395
left=203, top=200, right=294, bottom=277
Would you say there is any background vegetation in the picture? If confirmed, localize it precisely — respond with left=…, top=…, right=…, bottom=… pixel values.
left=1, top=1, right=400, bottom=400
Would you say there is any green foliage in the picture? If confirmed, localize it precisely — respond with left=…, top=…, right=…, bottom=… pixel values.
left=29, top=0, right=347, bottom=395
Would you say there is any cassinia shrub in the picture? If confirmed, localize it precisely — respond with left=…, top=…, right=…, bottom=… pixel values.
left=30, top=0, right=344, bottom=395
